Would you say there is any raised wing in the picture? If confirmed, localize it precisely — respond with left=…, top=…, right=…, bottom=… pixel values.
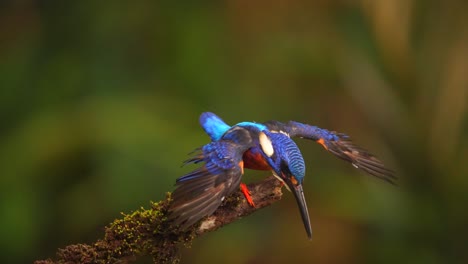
left=169, top=126, right=254, bottom=229
left=264, top=120, right=396, bottom=184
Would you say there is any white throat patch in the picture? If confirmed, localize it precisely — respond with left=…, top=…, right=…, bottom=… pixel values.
left=259, top=132, right=274, bottom=157
left=272, top=171, right=291, bottom=192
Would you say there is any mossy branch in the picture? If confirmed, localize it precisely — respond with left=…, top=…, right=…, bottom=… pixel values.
left=35, top=176, right=283, bottom=264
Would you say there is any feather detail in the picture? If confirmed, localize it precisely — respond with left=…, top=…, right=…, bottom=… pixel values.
left=266, top=120, right=396, bottom=184
left=169, top=127, right=255, bottom=229
left=199, top=112, right=231, bottom=141
left=323, top=134, right=396, bottom=184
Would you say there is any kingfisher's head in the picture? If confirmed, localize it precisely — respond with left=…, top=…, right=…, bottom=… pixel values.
left=258, top=130, right=312, bottom=239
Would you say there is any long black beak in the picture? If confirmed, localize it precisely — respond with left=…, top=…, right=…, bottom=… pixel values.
left=284, top=177, right=312, bottom=240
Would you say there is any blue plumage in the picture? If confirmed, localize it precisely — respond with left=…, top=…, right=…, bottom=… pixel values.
left=199, top=112, right=231, bottom=141
left=169, top=112, right=395, bottom=239
left=235, top=121, right=268, bottom=132
left=266, top=131, right=305, bottom=182
left=283, top=121, right=340, bottom=141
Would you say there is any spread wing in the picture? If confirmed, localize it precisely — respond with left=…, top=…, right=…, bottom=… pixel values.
left=169, top=127, right=254, bottom=229
left=264, top=120, right=396, bottom=185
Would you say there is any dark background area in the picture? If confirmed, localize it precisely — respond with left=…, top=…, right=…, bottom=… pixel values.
left=1, top=1, right=467, bottom=263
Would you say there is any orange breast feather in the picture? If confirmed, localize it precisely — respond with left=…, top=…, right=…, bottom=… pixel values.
left=242, top=149, right=271, bottom=171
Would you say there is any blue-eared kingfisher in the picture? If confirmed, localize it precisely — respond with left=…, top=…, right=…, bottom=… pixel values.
left=169, top=112, right=395, bottom=239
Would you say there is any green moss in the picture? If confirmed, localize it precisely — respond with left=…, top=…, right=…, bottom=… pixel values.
left=98, top=194, right=196, bottom=263
left=36, top=192, right=215, bottom=263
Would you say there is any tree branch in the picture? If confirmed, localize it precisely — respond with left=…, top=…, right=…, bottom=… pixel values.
left=35, top=176, right=283, bottom=264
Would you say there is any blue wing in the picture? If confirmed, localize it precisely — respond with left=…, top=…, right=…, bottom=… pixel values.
left=169, top=126, right=254, bottom=229
left=199, top=112, right=231, bottom=141
left=264, top=120, right=396, bottom=184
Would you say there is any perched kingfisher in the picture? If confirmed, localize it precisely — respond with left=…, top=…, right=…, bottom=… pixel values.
left=169, top=112, right=395, bottom=239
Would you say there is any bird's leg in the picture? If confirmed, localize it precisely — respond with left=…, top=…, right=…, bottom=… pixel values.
left=240, top=183, right=255, bottom=207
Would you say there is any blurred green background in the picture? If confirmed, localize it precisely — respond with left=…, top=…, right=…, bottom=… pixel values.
left=1, top=1, right=467, bottom=263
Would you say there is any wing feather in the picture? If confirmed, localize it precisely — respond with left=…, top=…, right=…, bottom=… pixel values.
left=169, top=127, right=254, bottom=229
left=324, top=135, right=396, bottom=184
left=265, top=120, right=396, bottom=184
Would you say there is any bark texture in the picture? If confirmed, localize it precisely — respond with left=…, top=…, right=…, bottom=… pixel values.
left=35, top=176, right=283, bottom=264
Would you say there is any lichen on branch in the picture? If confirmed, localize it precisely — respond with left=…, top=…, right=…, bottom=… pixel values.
left=35, top=176, right=283, bottom=264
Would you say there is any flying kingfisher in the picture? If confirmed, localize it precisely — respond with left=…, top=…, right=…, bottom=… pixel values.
left=168, top=112, right=395, bottom=239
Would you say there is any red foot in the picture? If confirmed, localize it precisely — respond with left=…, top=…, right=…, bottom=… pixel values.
left=240, top=183, right=255, bottom=207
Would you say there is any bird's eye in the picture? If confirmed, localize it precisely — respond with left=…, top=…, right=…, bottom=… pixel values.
left=259, top=132, right=274, bottom=157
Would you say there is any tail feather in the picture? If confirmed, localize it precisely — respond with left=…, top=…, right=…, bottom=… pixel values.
left=199, top=112, right=231, bottom=141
